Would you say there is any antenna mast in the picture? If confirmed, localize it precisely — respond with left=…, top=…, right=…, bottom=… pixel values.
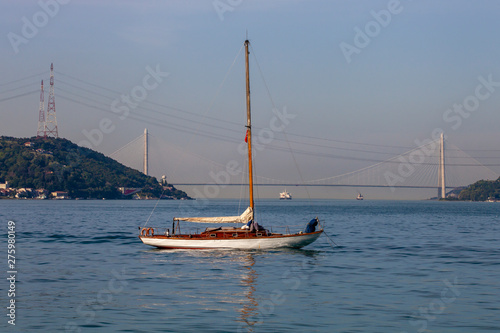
left=45, top=63, right=59, bottom=138
left=36, top=80, right=46, bottom=138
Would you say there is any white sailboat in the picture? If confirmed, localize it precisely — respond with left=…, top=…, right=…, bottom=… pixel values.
left=139, top=40, right=323, bottom=250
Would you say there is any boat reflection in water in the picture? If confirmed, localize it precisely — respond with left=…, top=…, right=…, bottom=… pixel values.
left=237, top=254, right=259, bottom=332
left=142, top=248, right=321, bottom=332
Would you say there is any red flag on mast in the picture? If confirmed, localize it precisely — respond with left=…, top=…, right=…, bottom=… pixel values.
left=244, top=129, right=249, bottom=143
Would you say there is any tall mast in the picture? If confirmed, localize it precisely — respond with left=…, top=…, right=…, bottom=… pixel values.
left=245, top=40, right=254, bottom=212
left=144, top=128, right=148, bottom=176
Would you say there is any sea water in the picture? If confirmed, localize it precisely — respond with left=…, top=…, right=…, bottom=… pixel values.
left=0, top=199, right=499, bottom=332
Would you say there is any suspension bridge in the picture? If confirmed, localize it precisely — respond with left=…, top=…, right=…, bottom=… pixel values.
left=109, top=129, right=499, bottom=199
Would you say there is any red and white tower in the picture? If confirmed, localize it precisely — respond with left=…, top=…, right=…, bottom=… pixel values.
left=36, top=80, right=46, bottom=138
left=45, top=63, right=58, bottom=138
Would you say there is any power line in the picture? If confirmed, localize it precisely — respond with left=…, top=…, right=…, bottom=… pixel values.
left=3, top=69, right=500, bottom=158
left=0, top=90, right=38, bottom=103
left=0, top=72, right=45, bottom=87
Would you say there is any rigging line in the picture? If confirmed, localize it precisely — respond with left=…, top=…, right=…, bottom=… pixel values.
left=143, top=187, right=166, bottom=228
left=0, top=90, right=38, bottom=103
left=250, top=43, right=314, bottom=202
left=247, top=45, right=394, bottom=157
left=171, top=43, right=245, bottom=215
left=322, top=229, right=339, bottom=248
left=0, top=72, right=46, bottom=87
left=202, top=43, right=245, bottom=120
left=248, top=44, right=277, bottom=109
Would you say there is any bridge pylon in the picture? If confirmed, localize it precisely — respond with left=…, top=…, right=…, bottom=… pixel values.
left=438, top=133, right=446, bottom=199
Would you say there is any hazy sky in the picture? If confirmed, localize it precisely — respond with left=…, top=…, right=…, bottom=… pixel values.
left=1, top=0, right=500, bottom=199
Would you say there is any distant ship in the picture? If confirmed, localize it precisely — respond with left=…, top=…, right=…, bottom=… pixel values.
left=356, top=192, right=364, bottom=200
left=280, top=189, right=292, bottom=200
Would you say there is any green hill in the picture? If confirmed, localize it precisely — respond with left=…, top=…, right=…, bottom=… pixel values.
left=458, top=178, right=500, bottom=201
left=0, top=136, right=190, bottom=200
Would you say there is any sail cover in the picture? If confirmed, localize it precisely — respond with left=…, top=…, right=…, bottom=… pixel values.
left=173, top=206, right=253, bottom=224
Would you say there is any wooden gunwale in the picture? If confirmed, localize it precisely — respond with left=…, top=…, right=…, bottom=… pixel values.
left=139, top=230, right=323, bottom=241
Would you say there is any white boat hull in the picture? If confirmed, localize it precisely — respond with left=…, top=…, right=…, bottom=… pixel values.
left=140, top=231, right=323, bottom=250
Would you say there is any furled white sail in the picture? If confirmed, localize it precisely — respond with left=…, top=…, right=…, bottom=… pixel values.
left=173, top=206, right=253, bottom=224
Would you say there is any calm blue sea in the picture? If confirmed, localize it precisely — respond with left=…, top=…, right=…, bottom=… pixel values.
left=1, top=199, right=499, bottom=332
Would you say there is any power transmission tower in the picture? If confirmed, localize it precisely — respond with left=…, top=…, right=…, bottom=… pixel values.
left=45, top=63, right=58, bottom=138
left=36, top=80, right=46, bottom=138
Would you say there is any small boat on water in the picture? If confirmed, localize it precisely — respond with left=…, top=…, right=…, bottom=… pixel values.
left=279, top=189, right=292, bottom=200
left=139, top=40, right=323, bottom=250
left=356, top=192, right=364, bottom=200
